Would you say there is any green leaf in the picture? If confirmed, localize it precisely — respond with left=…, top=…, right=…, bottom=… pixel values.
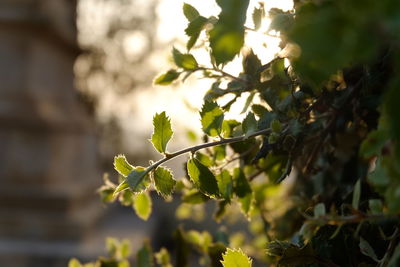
left=183, top=3, right=199, bottom=22
left=252, top=6, right=264, bottom=30
left=233, top=168, right=251, bottom=198
left=359, top=129, right=389, bottom=158
left=106, top=237, right=119, bottom=258
left=172, top=47, right=198, bottom=70
left=187, top=158, right=220, bottom=197
left=120, top=239, right=132, bottom=259
left=151, top=112, right=173, bottom=153
left=114, top=154, right=134, bottom=177
left=185, top=16, right=208, bottom=50
left=270, top=119, right=282, bottom=133
left=209, top=25, right=245, bottom=65
left=155, top=248, right=172, bottom=267
left=242, top=112, right=257, bottom=137
left=352, top=179, right=361, bottom=210
left=359, top=237, right=379, bottom=262
left=137, top=239, right=154, bottom=267
left=195, top=152, right=213, bottom=167
left=186, top=230, right=212, bottom=253
left=153, top=167, right=176, bottom=197
left=200, top=101, right=224, bottom=137
left=154, top=69, right=180, bottom=85
left=221, top=248, right=252, bottom=267
left=114, top=181, right=130, bottom=195
left=368, top=199, right=383, bottom=214
left=216, top=170, right=233, bottom=201
left=314, top=203, right=326, bottom=218
left=233, top=168, right=253, bottom=217
left=133, top=192, right=152, bottom=221
left=221, top=120, right=240, bottom=137
left=127, top=168, right=151, bottom=193
left=209, top=0, right=250, bottom=65
left=68, top=258, right=82, bottom=267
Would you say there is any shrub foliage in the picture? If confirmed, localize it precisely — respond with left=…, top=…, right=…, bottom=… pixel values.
left=72, top=0, right=400, bottom=266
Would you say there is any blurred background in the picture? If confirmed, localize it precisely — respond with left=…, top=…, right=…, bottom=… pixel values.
left=0, top=0, right=291, bottom=266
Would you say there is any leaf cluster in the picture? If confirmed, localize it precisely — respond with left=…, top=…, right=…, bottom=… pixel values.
left=92, top=0, right=400, bottom=266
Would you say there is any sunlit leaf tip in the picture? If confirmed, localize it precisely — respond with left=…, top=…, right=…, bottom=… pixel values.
left=114, top=154, right=134, bottom=177
left=221, top=248, right=252, bottom=267
left=133, top=192, right=152, bottom=221
left=151, top=111, right=173, bottom=153
left=154, top=69, right=180, bottom=85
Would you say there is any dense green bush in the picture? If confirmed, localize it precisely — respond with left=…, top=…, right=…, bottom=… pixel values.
left=71, top=0, right=400, bottom=266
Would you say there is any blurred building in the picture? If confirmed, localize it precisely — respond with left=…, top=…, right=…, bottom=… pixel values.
left=0, top=0, right=101, bottom=266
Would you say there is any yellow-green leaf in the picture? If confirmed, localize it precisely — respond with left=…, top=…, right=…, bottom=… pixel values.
left=154, top=70, right=180, bottom=85
left=114, top=154, right=134, bottom=177
left=68, top=258, right=82, bottom=267
left=151, top=112, right=173, bottom=153
left=221, top=248, right=252, bottom=267
left=172, top=47, right=198, bottom=70
left=200, top=101, right=224, bottom=137
left=155, top=248, right=172, bottom=267
left=133, top=192, right=152, bottom=221
left=153, top=167, right=176, bottom=197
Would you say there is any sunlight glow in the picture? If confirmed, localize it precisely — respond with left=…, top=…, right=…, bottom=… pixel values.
left=77, top=0, right=294, bottom=153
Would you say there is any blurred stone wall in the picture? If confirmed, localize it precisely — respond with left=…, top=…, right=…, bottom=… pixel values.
left=0, top=0, right=101, bottom=266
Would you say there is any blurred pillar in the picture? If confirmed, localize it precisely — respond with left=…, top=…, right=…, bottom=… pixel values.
left=0, top=0, right=101, bottom=266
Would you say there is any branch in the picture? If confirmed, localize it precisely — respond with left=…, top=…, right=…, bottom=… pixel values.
left=143, top=128, right=272, bottom=178
left=198, top=67, right=247, bottom=83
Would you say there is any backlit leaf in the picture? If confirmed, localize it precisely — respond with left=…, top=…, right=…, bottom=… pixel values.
left=172, top=47, right=198, bottom=70
left=221, top=248, right=252, bottom=267
left=153, top=166, right=176, bottom=197
left=216, top=170, right=233, bottom=201
left=210, top=0, right=250, bottom=65
left=233, top=168, right=253, bottom=217
left=200, top=101, right=224, bottom=137
left=187, top=158, right=219, bottom=197
left=242, top=112, right=257, bottom=137
left=154, top=69, right=180, bottom=85
left=183, top=3, right=199, bottom=22
left=133, top=192, right=152, bottom=221
left=252, top=6, right=264, bottom=30
left=151, top=112, right=173, bottom=153
left=114, top=154, right=134, bottom=177
left=185, top=16, right=208, bottom=50
left=155, top=248, right=172, bottom=267
left=68, top=258, right=82, bottom=267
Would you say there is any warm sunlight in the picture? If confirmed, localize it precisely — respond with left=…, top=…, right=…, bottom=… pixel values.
left=77, top=0, right=294, bottom=153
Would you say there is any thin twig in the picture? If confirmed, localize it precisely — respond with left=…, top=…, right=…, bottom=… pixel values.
left=198, top=67, right=247, bottom=83
left=144, top=128, right=272, bottom=177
